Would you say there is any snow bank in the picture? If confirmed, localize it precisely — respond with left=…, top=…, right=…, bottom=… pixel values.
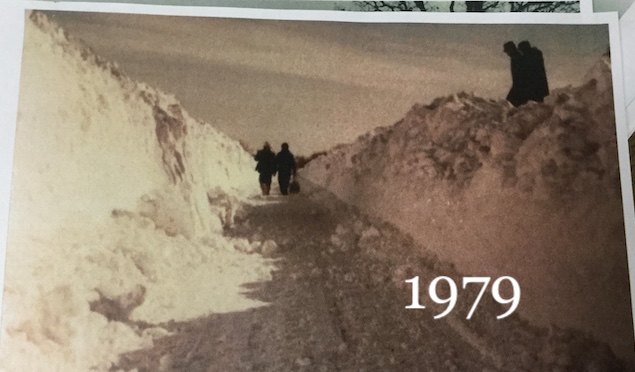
left=317, top=197, right=627, bottom=371
left=303, top=55, right=634, bottom=360
left=1, top=11, right=270, bottom=371
left=11, top=11, right=259, bottom=239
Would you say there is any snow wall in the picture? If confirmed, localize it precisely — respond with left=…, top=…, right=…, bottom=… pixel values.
left=303, top=54, right=635, bottom=360
left=0, top=11, right=271, bottom=371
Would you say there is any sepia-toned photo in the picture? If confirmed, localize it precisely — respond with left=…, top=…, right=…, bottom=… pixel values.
left=1, top=6, right=634, bottom=371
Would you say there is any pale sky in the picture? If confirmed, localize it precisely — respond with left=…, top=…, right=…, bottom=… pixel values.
left=46, top=11, right=609, bottom=155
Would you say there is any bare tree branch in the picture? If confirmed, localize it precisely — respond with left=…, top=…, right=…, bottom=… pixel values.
left=347, top=1, right=579, bottom=12
left=509, top=1, right=578, bottom=12
left=413, top=1, right=427, bottom=11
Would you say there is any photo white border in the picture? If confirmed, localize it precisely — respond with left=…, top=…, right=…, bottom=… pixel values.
left=580, top=0, right=594, bottom=14
left=0, top=1, right=27, bottom=318
left=9, top=0, right=593, bottom=13
left=621, top=1, right=635, bottom=134
left=606, top=10, right=635, bottom=334
left=0, top=0, right=632, bottom=339
left=9, top=1, right=599, bottom=21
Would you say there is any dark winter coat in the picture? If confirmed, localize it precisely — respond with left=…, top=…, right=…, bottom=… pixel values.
left=276, top=148, right=296, bottom=195
left=255, top=148, right=277, bottom=183
left=506, top=52, right=528, bottom=107
left=521, top=47, right=549, bottom=102
left=276, top=149, right=296, bottom=178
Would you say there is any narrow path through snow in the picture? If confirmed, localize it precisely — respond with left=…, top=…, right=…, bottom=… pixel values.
left=114, top=185, right=629, bottom=372
left=115, top=190, right=493, bottom=371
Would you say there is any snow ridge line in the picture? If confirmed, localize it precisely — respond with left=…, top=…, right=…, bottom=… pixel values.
left=302, top=53, right=635, bottom=362
left=0, top=10, right=269, bottom=371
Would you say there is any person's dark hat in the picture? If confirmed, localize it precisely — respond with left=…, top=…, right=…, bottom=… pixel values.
left=281, top=142, right=289, bottom=149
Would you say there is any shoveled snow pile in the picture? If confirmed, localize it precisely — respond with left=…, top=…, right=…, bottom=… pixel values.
left=0, top=11, right=271, bottom=371
left=303, top=55, right=635, bottom=361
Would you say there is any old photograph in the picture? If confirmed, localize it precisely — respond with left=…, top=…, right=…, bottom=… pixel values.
left=0, top=6, right=634, bottom=371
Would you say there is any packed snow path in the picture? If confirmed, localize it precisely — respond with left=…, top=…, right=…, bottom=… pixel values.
left=116, top=190, right=487, bottom=371
left=115, top=183, right=628, bottom=372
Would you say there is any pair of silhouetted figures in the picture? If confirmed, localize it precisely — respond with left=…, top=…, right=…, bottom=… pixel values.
left=254, top=142, right=297, bottom=196
left=504, top=41, right=550, bottom=107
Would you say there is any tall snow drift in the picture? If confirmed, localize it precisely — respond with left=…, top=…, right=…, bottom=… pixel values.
left=11, top=12, right=259, bottom=239
left=0, top=11, right=270, bottom=371
left=303, top=53, right=634, bottom=360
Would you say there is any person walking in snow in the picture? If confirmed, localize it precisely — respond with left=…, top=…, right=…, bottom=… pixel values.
left=518, top=41, right=549, bottom=103
left=276, top=142, right=297, bottom=196
left=254, top=142, right=277, bottom=196
left=503, top=41, right=529, bottom=107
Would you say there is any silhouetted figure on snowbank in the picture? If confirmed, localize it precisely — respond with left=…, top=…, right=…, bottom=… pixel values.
left=504, top=40, right=549, bottom=107
left=518, top=40, right=549, bottom=103
left=276, top=142, right=297, bottom=195
left=255, top=142, right=277, bottom=196
left=504, top=41, right=526, bottom=107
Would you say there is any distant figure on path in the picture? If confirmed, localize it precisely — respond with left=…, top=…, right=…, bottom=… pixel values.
left=503, top=41, right=528, bottom=107
left=254, top=142, right=277, bottom=196
left=276, top=142, right=297, bottom=196
left=518, top=41, right=549, bottom=103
